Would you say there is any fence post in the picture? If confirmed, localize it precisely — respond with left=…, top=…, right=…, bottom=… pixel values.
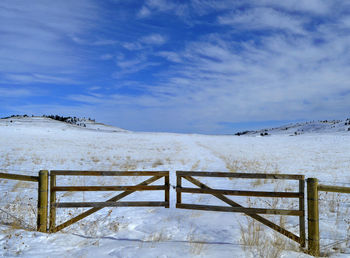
left=299, top=177, right=306, bottom=248
left=165, top=174, right=170, bottom=208
left=37, top=170, right=48, bottom=232
left=307, top=178, right=319, bottom=256
left=176, top=175, right=182, bottom=206
left=49, top=173, right=56, bottom=233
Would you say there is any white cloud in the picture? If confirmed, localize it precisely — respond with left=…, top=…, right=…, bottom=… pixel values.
left=122, top=42, right=144, bottom=51
left=137, top=6, right=152, bottom=18
left=140, top=34, right=167, bottom=45
left=121, top=34, right=167, bottom=51
left=157, top=51, right=182, bottom=63
left=138, top=0, right=188, bottom=18
left=0, top=0, right=99, bottom=83
left=218, top=7, right=307, bottom=34
left=72, top=36, right=118, bottom=46
left=256, top=0, right=331, bottom=15
left=113, top=54, right=160, bottom=78
left=0, top=87, right=33, bottom=98
left=3, top=73, right=77, bottom=84
left=100, top=54, right=114, bottom=60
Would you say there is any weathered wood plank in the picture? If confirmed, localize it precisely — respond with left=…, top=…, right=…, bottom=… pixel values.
left=177, top=176, right=182, bottom=204
left=183, top=176, right=301, bottom=244
left=165, top=175, right=169, bottom=208
left=55, top=201, right=167, bottom=208
left=50, top=171, right=169, bottom=176
left=52, top=175, right=162, bottom=233
left=177, top=171, right=303, bottom=180
left=176, top=187, right=302, bottom=198
left=318, top=184, right=350, bottom=194
left=176, top=203, right=303, bottom=216
left=53, top=185, right=166, bottom=191
left=299, top=179, right=306, bottom=248
left=307, top=178, right=320, bottom=256
left=49, top=174, right=56, bottom=233
left=37, top=170, right=48, bottom=232
left=0, top=172, right=39, bottom=182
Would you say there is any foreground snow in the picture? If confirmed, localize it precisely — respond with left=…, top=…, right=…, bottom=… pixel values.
left=0, top=118, right=350, bottom=257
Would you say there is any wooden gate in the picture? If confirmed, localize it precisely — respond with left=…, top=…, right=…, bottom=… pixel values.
left=176, top=171, right=305, bottom=247
left=49, top=170, right=169, bottom=233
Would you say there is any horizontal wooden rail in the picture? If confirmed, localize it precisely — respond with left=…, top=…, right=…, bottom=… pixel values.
left=176, top=171, right=303, bottom=180
left=50, top=171, right=169, bottom=176
left=176, top=203, right=303, bottom=216
left=53, top=185, right=166, bottom=191
left=0, top=172, right=39, bottom=182
left=177, top=187, right=302, bottom=198
left=318, top=184, right=350, bottom=194
left=55, top=201, right=167, bottom=208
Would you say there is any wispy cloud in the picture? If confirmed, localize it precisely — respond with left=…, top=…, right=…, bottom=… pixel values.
left=0, top=87, right=33, bottom=98
left=140, top=34, right=167, bottom=45
left=3, top=73, right=77, bottom=84
left=138, top=0, right=188, bottom=18
left=218, top=8, right=307, bottom=34
left=0, top=0, right=99, bottom=84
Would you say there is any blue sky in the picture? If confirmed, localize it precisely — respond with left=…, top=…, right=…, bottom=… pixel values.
left=1, top=0, right=350, bottom=134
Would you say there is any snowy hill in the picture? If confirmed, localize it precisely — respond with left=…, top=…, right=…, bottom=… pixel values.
left=0, top=116, right=128, bottom=133
left=235, top=119, right=350, bottom=136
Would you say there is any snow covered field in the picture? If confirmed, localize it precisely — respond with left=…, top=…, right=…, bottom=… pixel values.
left=1, top=117, right=350, bottom=257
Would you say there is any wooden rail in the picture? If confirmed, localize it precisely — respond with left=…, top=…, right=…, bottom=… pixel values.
left=0, top=172, right=39, bottom=182
left=53, top=185, right=166, bottom=191
left=318, top=184, right=350, bottom=194
left=176, top=187, right=302, bottom=198
left=176, top=171, right=306, bottom=248
left=177, top=203, right=303, bottom=216
left=49, top=171, right=170, bottom=233
left=176, top=171, right=303, bottom=180
left=55, top=201, right=167, bottom=208
left=50, top=171, right=169, bottom=176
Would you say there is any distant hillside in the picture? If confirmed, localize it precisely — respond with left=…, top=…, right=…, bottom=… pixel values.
left=0, top=115, right=128, bottom=133
left=235, top=119, right=350, bottom=136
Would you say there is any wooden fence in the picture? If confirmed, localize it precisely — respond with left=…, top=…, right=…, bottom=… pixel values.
left=307, top=178, right=350, bottom=256
left=176, top=171, right=306, bottom=248
left=49, top=170, right=169, bottom=233
left=0, top=170, right=48, bottom=232
left=2, top=170, right=350, bottom=256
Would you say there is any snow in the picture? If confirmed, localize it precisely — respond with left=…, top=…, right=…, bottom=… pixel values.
left=236, top=119, right=350, bottom=136
left=1, top=117, right=350, bottom=257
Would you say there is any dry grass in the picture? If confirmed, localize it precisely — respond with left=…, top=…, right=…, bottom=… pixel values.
left=222, top=157, right=279, bottom=174
left=318, top=191, right=350, bottom=255
left=191, top=160, right=200, bottom=170
left=187, top=228, right=207, bottom=255
left=152, top=159, right=164, bottom=168
left=118, top=156, right=138, bottom=170
left=240, top=216, right=293, bottom=258
left=91, top=156, right=100, bottom=163
left=11, top=181, right=32, bottom=192
left=239, top=192, right=300, bottom=258
left=0, top=198, right=36, bottom=231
